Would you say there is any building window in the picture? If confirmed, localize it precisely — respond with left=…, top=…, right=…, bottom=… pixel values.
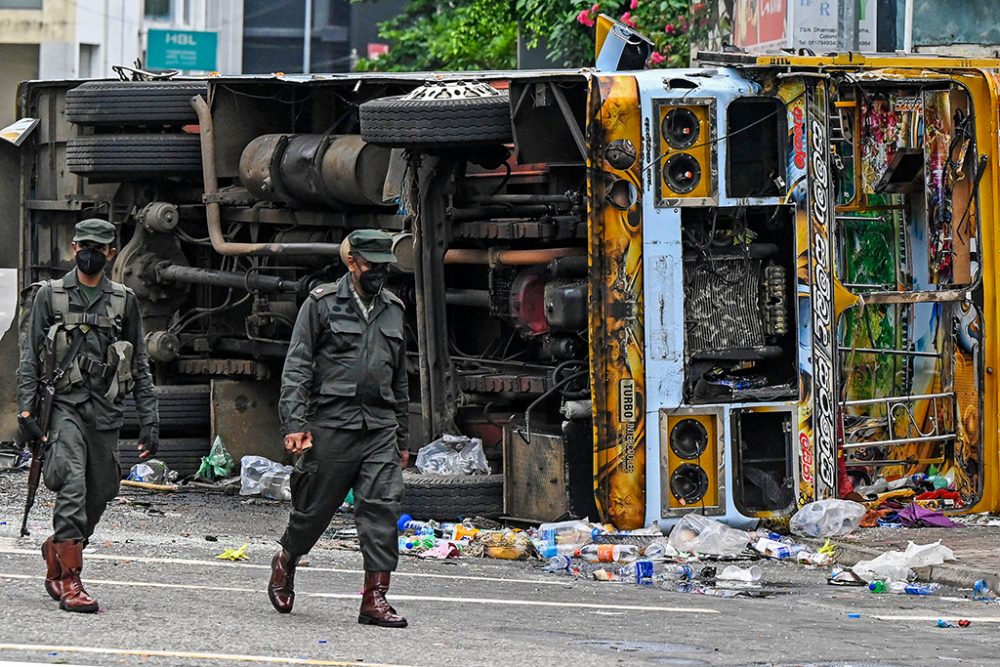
left=145, top=0, right=173, bottom=22
left=0, top=0, right=44, bottom=8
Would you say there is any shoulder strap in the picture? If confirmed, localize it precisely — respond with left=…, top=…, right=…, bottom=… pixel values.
left=48, top=279, right=68, bottom=323
left=106, top=282, right=128, bottom=335
left=308, top=282, right=339, bottom=300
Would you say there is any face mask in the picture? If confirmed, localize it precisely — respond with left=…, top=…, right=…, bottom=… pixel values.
left=358, top=265, right=388, bottom=295
left=75, top=247, right=108, bottom=276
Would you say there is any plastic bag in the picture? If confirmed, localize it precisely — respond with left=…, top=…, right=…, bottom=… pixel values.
left=850, top=540, right=956, bottom=583
left=127, top=459, right=176, bottom=484
left=790, top=499, right=866, bottom=537
left=239, top=455, right=293, bottom=498
left=196, top=436, right=236, bottom=481
left=415, top=434, right=490, bottom=475
left=666, top=514, right=752, bottom=557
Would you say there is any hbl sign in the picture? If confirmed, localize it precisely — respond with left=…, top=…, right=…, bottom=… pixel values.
left=147, top=29, right=218, bottom=71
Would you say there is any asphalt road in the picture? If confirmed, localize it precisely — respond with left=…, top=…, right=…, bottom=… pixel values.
left=0, top=475, right=997, bottom=667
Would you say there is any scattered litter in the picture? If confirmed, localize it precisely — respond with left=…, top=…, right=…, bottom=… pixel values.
left=937, top=619, right=954, bottom=628
left=239, top=456, right=292, bottom=501
left=418, top=540, right=461, bottom=559
left=197, top=436, right=236, bottom=481
left=415, top=434, right=490, bottom=475
left=849, top=541, right=956, bottom=583
left=790, top=499, right=866, bottom=537
left=127, top=459, right=178, bottom=484
left=666, top=513, right=751, bottom=557
left=847, top=613, right=861, bottom=619
left=958, top=619, right=971, bottom=627
left=717, top=564, right=762, bottom=583
left=216, top=544, right=249, bottom=561
left=471, top=530, right=534, bottom=560
left=828, top=569, right=867, bottom=586
left=896, top=503, right=959, bottom=528
left=971, top=579, right=996, bottom=602
left=205, top=535, right=218, bottom=542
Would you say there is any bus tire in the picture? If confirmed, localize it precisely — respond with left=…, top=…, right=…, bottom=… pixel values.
left=402, top=471, right=503, bottom=520
left=359, top=94, right=512, bottom=148
left=122, top=385, right=210, bottom=437
left=66, top=81, right=205, bottom=127
left=67, top=134, right=203, bottom=178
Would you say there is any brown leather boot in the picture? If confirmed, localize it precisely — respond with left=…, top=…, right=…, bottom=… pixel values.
left=53, top=540, right=98, bottom=613
left=358, top=571, right=407, bottom=628
left=41, top=537, right=63, bottom=601
left=268, top=549, right=299, bottom=613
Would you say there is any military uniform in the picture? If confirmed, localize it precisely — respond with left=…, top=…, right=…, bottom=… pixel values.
left=16, top=219, right=158, bottom=613
left=269, top=229, right=409, bottom=628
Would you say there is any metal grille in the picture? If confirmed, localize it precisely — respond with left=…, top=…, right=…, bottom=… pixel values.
left=684, top=257, right=765, bottom=356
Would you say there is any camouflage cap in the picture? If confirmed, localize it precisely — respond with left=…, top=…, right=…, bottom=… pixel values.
left=73, top=218, right=116, bottom=245
left=345, top=229, right=396, bottom=264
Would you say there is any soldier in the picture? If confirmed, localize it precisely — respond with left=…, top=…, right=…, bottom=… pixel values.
left=269, top=229, right=409, bottom=628
left=16, top=218, right=159, bottom=613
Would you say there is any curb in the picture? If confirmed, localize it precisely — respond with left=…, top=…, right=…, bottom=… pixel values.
left=823, top=539, right=1000, bottom=592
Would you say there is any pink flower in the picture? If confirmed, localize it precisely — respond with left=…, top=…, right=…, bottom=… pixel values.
left=630, top=0, right=639, bottom=9
left=692, top=2, right=706, bottom=13
left=649, top=52, right=665, bottom=65
left=620, top=11, right=636, bottom=27
left=591, top=3, right=600, bottom=13
left=577, top=8, right=595, bottom=27
left=664, top=23, right=676, bottom=34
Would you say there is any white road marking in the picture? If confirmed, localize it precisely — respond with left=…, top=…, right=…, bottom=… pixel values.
left=0, top=573, right=717, bottom=614
left=0, top=643, right=411, bottom=667
left=0, top=548, right=570, bottom=587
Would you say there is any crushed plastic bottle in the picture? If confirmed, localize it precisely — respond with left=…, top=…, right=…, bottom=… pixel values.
left=658, top=564, right=695, bottom=581
left=577, top=543, right=640, bottom=564
left=905, top=583, right=939, bottom=596
left=643, top=540, right=679, bottom=560
left=615, top=560, right=663, bottom=585
left=972, top=579, right=996, bottom=601
left=544, top=555, right=575, bottom=575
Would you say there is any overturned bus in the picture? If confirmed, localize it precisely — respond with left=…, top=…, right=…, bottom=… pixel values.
left=2, top=26, right=998, bottom=529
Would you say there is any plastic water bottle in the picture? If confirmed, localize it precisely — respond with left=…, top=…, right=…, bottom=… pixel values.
left=577, top=543, right=640, bottom=563
left=537, top=542, right=580, bottom=559
left=538, top=520, right=600, bottom=548
left=397, top=514, right=438, bottom=535
left=658, top=564, right=695, bottom=581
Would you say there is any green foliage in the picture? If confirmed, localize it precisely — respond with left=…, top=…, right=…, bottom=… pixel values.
left=355, top=0, right=708, bottom=72
left=354, top=0, right=518, bottom=72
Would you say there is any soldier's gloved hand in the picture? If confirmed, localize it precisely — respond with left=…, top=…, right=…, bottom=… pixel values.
left=17, top=414, right=45, bottom=445
left=138, top=423, right=160, bottom=460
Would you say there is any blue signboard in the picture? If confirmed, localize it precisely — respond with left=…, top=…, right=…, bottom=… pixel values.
left=147, top=29, right=218, bottom=71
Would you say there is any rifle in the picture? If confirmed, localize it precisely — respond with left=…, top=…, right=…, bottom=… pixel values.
left=20, top=327, right=84, bottom=537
